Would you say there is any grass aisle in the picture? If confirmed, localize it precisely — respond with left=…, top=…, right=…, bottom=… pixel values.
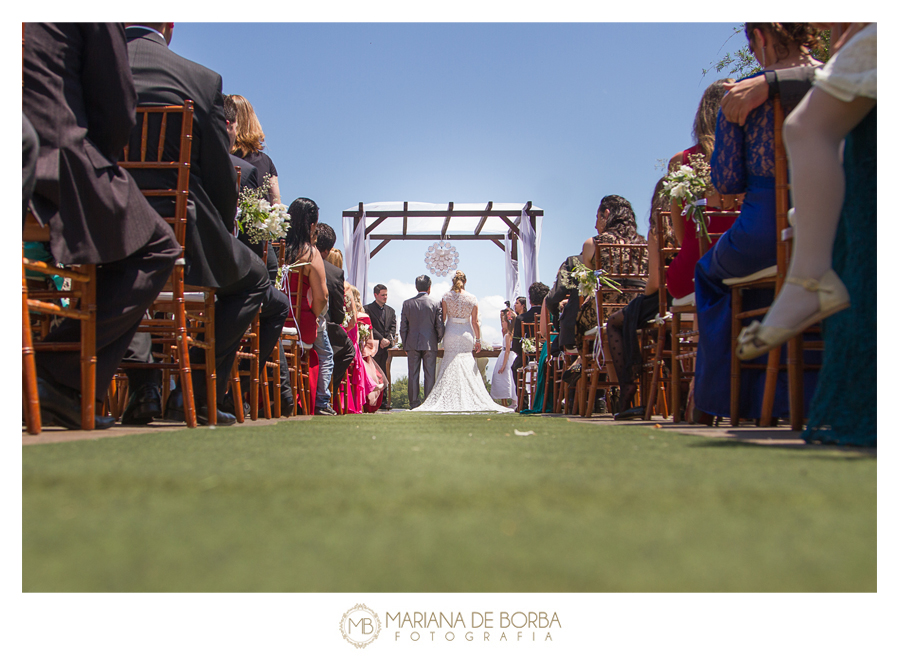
left=22, top=414, right=875, bottom=592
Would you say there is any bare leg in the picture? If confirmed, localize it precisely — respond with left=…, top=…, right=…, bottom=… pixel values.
left=761, top=87, right=875, bottom=330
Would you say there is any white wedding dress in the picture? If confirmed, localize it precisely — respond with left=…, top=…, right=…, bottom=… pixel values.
left=410, top=290, right=513, bottom=413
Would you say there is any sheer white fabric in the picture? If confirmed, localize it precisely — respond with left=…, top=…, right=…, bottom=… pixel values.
left=411, top=290, right=513, bottom=414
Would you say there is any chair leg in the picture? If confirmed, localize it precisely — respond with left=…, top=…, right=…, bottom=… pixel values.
left=22, top=258, right=41, bottom=435
left=229, top=362, right=246, bottom=423
left=671, top=314, right=682, bottom=424
left=80, top=264, right=97, bottom=430
left=730, top=289, right=742, bottom=427
left=759, top=346, right=781, bottom=427
left=787, top=335, right=805, bottom=431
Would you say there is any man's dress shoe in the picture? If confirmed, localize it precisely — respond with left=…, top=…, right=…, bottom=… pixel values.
left=37, top=377, right=114, bottom=430
left=122, top=383, right=162, bottom=425
left=164, top=389, right=236, bottom=426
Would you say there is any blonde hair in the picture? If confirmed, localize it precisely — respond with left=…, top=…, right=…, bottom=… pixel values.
left=347, top=285, right=364, bottom=314
left=451, top=270, right=467, bottom=292
left=325, top=248, right=343, bottom=269
left=228, top=94, right=266, bottom=157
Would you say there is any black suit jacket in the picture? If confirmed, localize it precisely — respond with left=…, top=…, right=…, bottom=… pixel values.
left=364, top=301, right=397, bottom=345
left=322, top=260, right=346, bottom=326
left=125, top=26, right=251, bottom=289
left=23, top=23, right=168, bottom=265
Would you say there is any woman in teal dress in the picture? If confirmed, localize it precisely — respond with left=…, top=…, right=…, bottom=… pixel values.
left=740, top=24, right=877, bottom=446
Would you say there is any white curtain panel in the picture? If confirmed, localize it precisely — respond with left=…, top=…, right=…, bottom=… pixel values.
left=343, top=211, right=369, bottom=304
left=504, top=229, right=518, bottom=305
left=519, top=206, right=541, bottom=298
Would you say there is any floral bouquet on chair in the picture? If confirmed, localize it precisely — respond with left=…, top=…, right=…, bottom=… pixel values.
left=661, top=152, right=712, bottom=242
left=562, top=261, right=622, bottom=298
left=235, top=174, right=290, bottom=244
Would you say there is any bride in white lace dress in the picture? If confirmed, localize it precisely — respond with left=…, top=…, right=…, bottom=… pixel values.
left=411, top=271, right=513, bottom=413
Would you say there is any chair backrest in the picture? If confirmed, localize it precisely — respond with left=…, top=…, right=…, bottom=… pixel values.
left=773, top=94, right=791, bottom=293
left=591, top=238, right=649, bottom=324
left=120, top=102, right=194, bottom=250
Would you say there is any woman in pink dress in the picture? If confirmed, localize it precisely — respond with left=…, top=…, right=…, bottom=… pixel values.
left=348, top=285, right=387, bottom=412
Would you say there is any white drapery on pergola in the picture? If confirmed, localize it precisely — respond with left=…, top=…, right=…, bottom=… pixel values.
left=342, top=201, right=543, bottom=304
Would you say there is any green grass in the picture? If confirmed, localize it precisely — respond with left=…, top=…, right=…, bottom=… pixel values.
left=22, top=414, right=876, bottom=592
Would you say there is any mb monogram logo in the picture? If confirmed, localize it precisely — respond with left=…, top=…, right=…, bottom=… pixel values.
left=340, top=604, right=382, bottom=648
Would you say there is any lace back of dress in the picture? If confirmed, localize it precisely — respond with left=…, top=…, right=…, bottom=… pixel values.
left=443, top=290, right=476, bottom=318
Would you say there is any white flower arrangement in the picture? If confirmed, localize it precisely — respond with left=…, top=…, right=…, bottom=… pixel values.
left=521, top=337, right=536, bottom=354
left=561, top=261, right=622, bottom=298
left=235, top=174, right=290, bottom=244
left=661, top=153, right=713, bottom=242
left=358, top=323, right=372, bottom=344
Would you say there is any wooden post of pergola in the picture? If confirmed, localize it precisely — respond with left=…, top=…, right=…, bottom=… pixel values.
left=341, top=201, right=544, bottom=409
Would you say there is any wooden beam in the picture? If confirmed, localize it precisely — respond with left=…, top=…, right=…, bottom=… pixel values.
left=341, top=209, right=543, bottom=218
left=369, top=234, right=508, bottom=241
left=441, top=202, right=453, bottom=238
left=474, top=201, right=492, bottom=235
left=370, top=239, right=391, bottom=258
left=402, top=201, right=408, bottom=236
left=491, top=239, right=505, bottom=252
left=364, top=217, right=387, bottom=236
left=497, top=215, right=520, bottom=237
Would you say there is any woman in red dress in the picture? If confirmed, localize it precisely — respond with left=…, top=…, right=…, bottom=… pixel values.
left=282, top=198, right=328, bottom=411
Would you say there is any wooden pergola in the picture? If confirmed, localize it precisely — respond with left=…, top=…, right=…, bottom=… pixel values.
left=341, top=201, right=543, bottom=262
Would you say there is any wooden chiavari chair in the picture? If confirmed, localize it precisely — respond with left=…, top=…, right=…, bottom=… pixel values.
left=23, top=214, right=99, bottom=431
left=581, top=240, right=649, bottom=418
left=725, top=95, right=820, bottom=429
left=115, top=101, right=221, bottom=426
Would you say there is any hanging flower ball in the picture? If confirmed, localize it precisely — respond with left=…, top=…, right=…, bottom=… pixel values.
left=424, top=240, right=459, bottom=277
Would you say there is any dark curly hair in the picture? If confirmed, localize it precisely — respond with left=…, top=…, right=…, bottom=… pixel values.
left=528, top=281, right=549, bottom=307
left=744, top=23, right=823, bottom=64
left=598, top=195, right=637, bottom=235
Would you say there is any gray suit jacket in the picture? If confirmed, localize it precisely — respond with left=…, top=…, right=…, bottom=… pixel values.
left=400, top=293, right=444, bottom=351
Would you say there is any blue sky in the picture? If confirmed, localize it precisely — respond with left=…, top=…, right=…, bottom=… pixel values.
left=169, top=21, right=745, bottom=381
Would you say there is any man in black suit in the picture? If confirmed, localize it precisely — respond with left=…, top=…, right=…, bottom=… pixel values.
left=364, top=283, right=397, bottom=409
left=121, top=22, right=285, bottom=425
left=316, top=224, right=355, bottom=396
left=511, top=281, right=550, bottom=394
left=23, top=23, right=180, bottom=429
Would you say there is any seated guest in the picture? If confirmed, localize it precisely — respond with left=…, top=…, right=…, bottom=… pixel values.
left=221, top=93, right=291, bottom=417
left=577, top=195, right=648, bottom=342
left=23, top=23, right=180, bottom=429
left=730, top=23, right=876, bottom=446
left=605, top=181, right=676, bottom=418
left=121, top=22, right=285, bottom=426
left=511, top=281, right=550, bottom=396
left=283, top=197, right=330, bottom=414
left=316, top=223, right=355, bottom=405
left=228, top=94, right=282, bottom=204
left=665, top=78, right=740, bottom=302
left=349, top=285, right=387, bottom=412
left=693, top=22, right=822, bottom=424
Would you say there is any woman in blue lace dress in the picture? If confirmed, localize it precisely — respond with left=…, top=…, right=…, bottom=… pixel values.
left=693, top=23, right=822, bottom=423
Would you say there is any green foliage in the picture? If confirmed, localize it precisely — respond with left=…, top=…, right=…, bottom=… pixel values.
left=390, top=375, right=422, bottom=409
left=703, top=24, right=833, bottom=82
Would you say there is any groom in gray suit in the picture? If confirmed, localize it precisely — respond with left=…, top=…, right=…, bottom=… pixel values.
left=400, top=275, right=445, bottom=409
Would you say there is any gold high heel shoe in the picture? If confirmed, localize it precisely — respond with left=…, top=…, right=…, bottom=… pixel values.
left=736, top=269, right=850, bottom=361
